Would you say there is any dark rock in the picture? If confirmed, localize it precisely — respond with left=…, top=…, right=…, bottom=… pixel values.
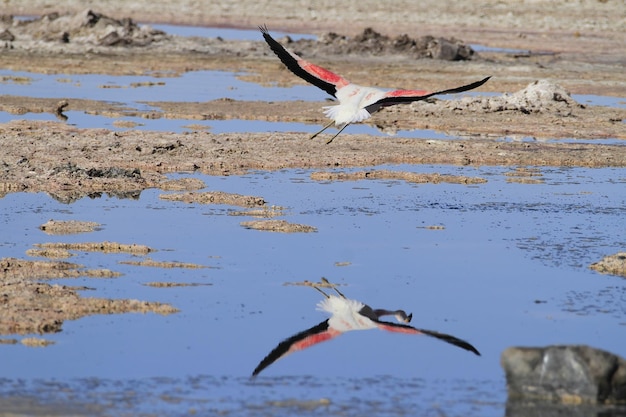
left=0, top=29, right=15, bottom=41
left=505, top=402, right=626, bottom=417
left=501, top=345, right=626, bottom=405
left=0, top=9, right=169, bottom=48
left=295, top=28, right=477, bottom=61
left=427, top=37, right=474, bottom=60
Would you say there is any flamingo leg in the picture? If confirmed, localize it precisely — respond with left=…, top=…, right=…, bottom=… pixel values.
left=321, top=277, right=347, bottom=298
left=310, top=120, right=335, bottom=140
left=310, top=284, right=330, bottom=298
left=311, top=278, right=347, bottom=299
left=325, top=123, right=350, bottom=144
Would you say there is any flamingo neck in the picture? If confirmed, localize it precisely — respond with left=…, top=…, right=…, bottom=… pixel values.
left=374, top=309, right=412, bottom=323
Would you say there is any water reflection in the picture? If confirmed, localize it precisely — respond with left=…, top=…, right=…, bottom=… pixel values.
left=252, top=278, right=480, bottom=377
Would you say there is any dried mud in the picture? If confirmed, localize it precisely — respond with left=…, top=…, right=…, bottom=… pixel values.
left=0, top=237, right=180, bottom=340
left=240, top=219, right=318, bottom=233
left=159, top=191, right=267, bottom=208
left=1, top=118, right=625, bottom=202
left=118, top=258, right=210, bottom=269
left=34, top=241, right=154, bottom=255
left=309, top=170, right=487, bottom=185
left=0, top=257, right=178, bottom=336
left=144, top=282, right=212, bottom=288
left=38, top=219, right=102, bottom=235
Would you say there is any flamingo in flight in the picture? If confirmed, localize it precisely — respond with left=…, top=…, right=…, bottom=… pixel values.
left=260, top=26, right=490, bottom=144
left=252, top=278, right=480, bottom=377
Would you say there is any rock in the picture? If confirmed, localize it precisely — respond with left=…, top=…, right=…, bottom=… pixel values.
left=445, top=79, right=583, bottom=116
left=590, top=252, right=626, bottom=277
left=0, top=29, right=15, bottom=41
left=0, top=9, right=169, bottom=48
left=427, top=37, right=474, bottom=61
left=296, top=28, right=476, bottom=61
left=501, top=345, right=626, bottom=405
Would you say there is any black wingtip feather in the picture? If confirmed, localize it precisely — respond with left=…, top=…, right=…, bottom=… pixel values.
left=251, top=319, right=331, bottom=377
left=367, top=76, right=492, bottom=111
left=258, top=24, right=338, bottom=97
left=418, top=328, right=481, bottom=356
left=374, top=319, right=481, bottom=356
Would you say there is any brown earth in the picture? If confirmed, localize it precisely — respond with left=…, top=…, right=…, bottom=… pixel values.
left=0, top=257, right=178, bottom=336
left=38, top=219, right=102, bottom=235
left=240, top=219, right=318, bottom=233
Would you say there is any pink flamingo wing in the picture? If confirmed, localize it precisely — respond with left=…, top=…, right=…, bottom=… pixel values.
left=298, top=61, right=350, bottom=88
left=252, top=320, right=342, bottom=376
left=289, top=327, right=342, bottom=352
left=260, top=25, right=348, bottom=97
left=376, top=322, right=422, bottom=334
left=368, top=76, right=491, bottom=111
left=375, top=320, right=481, bottom=355
left=384, top=89, right=431, bottom=98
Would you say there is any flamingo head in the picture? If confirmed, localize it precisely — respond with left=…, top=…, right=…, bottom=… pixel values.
left=394, top=310, right=412, bottom=323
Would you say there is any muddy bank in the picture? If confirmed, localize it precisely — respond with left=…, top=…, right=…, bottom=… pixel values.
left=1, top=119, right=625, bottom=200
left=309, top=170, right=487, bottom=184
left=0, top=257, right=178, bottom=336
left=159, top=191, right=267, bottom=208
left=0, top=234, right=179, bottom=339
left=39, top=219, right=101, bottom=235
left=240, top=220, right=318, bottom=233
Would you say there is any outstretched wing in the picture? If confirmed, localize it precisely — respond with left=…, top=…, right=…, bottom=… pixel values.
left=374, top=320, right=481, bottom=356
left=252, top=319, right=342, bottom=377
left=365, top=76, right=491, bottom=113
left=259, top=25, right=350, bottom=98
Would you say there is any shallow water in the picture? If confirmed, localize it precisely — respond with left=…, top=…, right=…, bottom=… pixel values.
left=0, top=68, right=461, bottom=138
left=2, top=67, right=623, bottom=144
left=0, top=375, right=504, bottom=417
left=151, top=24, right=316, bottom=41
left=1, top=164, right=625, bottom=415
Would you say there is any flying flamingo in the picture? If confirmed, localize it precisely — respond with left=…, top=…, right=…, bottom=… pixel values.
left=260, top=25, right=490, bottom=144
left=252, top=278, right=480, bottom=377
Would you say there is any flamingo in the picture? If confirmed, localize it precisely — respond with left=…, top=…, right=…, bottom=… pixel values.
left=260, top=25, right=490, bottom=144
left=252, top=278, right=480, bottom=377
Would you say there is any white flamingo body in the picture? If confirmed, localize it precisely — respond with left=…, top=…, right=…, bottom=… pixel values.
left=252, top=280, right=480, bottom=377
left=319, top=296, right=377, bottom=332
left=323, top=84, right=385, bottom=126
left=259, top=25, right=491, bottom=143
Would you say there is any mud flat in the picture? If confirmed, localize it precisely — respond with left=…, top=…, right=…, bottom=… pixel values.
left=0, top=256, right=178, bottom=337
left=1, top=119, right=625, bottom=200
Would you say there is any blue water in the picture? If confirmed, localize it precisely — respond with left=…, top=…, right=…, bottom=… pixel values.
left=150, top=24, right=316, bottom=41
